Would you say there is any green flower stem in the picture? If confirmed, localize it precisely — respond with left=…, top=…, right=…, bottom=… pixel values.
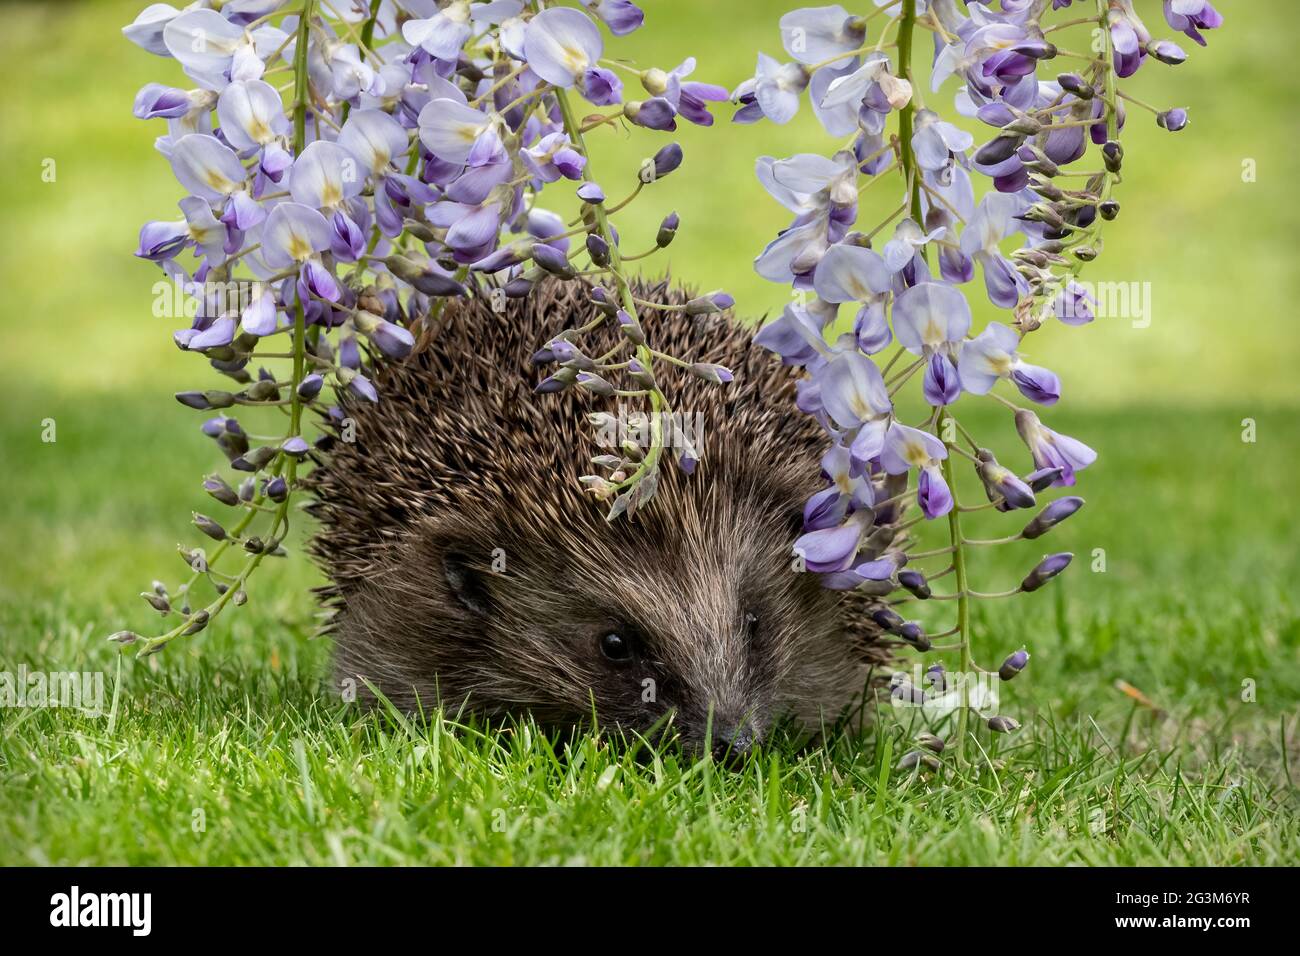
left=940, top=409, right=973, bottom=762
left=897, top=0, right=924, bottom=228
left=900, top=0, right=973, bottom=761
left=553, top=86, right=666, bottom=495
left=138, top=1, right=317, bottom=657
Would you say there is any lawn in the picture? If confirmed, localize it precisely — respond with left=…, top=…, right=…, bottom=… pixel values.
left=0, top=0, right=1297, bottom=866
left=2, top=397, right=1296, bottom=865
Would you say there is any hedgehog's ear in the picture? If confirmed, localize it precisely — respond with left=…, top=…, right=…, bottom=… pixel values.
left=442, top=549, right=495, bottom=616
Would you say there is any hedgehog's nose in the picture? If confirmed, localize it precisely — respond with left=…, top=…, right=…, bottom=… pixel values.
left=710, top=723, right=756, bottom=765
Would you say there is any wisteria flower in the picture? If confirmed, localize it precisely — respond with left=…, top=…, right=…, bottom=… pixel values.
left=1052, top=281, right=1095, bottom=326
left=813, top=243, right=892, bottom=353
left=1106, top=1, right=1152, bottom=77
left=582, top=0, right=644, bottom=36
left=261, top=201, right=339, bottom=301
left=523, top=7, right=621, bottom=105
left=821, top=53, right=911, bottom=113
left=417, top=98, right=504, bottom=167
left=912, top=108, right=973, bottom=172
left=402, top=1, right=476, bottom=61
left=817, top=350, right=893, bottom=467
left=880, top=422, right=952, bottom=519
left=1015, top=411, right=1096, bottom=486
left=793, top=511, right=872, bottom=573
left=959, top=322, right=1060, bottom=405
left=779, top=5, right=867, bottom=65
left=750, top=53, right=811, bottom=125
left=162, top=9, right=286, bottom=87
left=959, top=191, right=1030, bottom=307
left=1163, top=0, right=1222, bottom=47
left=891, top=280, right=970, bottom=355
left=661, top=59, right=729, bottom=127
left=523, top=131, right=587, bottom=183
left=754, top=303, right=830, bottom=367
left=803, top=443, right=875, bottom=530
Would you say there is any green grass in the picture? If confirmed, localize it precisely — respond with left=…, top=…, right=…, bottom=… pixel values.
left=2, top=397, right=1296, bottom=865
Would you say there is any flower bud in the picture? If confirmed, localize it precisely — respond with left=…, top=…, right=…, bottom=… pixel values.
left=626, top=358, right=657, bottom=389
left=925, top=662, right=948, bottom=691
left=203, top=474, right=239, bottom=507
left=108, top=630, right=141, bottom=645
left=1056, top=72, right=1093, bottom=98
left=999, top=649, right=1030, bottom=681
left=891, top=682, right=927, bottom=706
left=577, top=181, right=605, bottom=204
left=644, top=143, right=683, bottom=182
left=231, top=445, right=278, bottom=472
left=1156, top=108, right=1188, bottom=132
left=589, top=286, right=619, bottom=315
left=504, top=274, right=536, bottom=298
left=384, top=255, right=467, bottom=297
left=181, top=610, right=210, bottom=636
left=688, top=362, right=733, bottom=384
left=685, top=291, right=734, bottom=315
left=898, top=570, right=930, bottom=599
left=535, top=366, right=578, bottom=394
left=898, top=621, right=930, bottom=651
left=192, top=512, right=227, bottom=541
left=1021, top=496, right=1083, bottom=539
left=586, top=233, right=611, bottom=267
left=987, top=715, right=1020, bottom=733
left=1098, top=199, right=1120, bottom=220
left=616, top=309, right=645, bottom=346
left=140, top=591, right=170, bottom=614
left=917, top=732, right=945, bottom=753
left=531, top=243, right=575, bottom=278
left=976, top=450, right=1036, bottom=511
left=244, top=379, right=280, bottom=402
left=656, top=211, right=679, bottom=248
left=898, top=750, right=941, bottom=771
left=1147, top=39, right=1187, bottom=65
left=265, top=476, right=289, bottom=503
left=297, top=373, right=324, bottom=400
left=1101, top=140, right=1123, bottom=173
left=1021, top=552, right=1073, bottom=592
left=238, top=477, right=256, bottom=502
left=281, top=436, right=310, bottom=457
left=872, top=607, right=905, bottom=632
left=625, top=98, right=677, bottom=132
left=232, top=590, right=248, bottom=606
left=576, top=371, right=616, bottom=397
left=974, top=133, right=1024, bottom=166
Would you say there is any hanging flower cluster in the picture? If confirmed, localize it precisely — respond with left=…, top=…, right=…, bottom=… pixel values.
left=737, top=0, right=1222, bottom=754
left=116, top=0, right=730, bottom=655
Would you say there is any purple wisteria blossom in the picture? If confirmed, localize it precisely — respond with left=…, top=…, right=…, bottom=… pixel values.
left=122, top=0, right=731, bottom=652
left=738, top=0, right=1225, bottom=684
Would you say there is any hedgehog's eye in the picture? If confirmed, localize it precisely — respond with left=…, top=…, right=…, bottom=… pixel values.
left=599, top=631, right=634, bottom=663
left=744, top=609, right=760, bottom=641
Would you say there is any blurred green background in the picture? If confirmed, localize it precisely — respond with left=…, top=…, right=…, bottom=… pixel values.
left=0, top=0, right=1297, bottom=866
left=1, top=0, right=1296, bottom=652
left=2, top=0, right=1297, bottom=401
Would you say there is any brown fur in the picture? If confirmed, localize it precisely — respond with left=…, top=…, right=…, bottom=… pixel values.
left=305, top=278, right=892, bottom=753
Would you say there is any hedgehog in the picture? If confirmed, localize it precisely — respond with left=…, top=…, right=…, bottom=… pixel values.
left=306, top=278, right=896, bottom=759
